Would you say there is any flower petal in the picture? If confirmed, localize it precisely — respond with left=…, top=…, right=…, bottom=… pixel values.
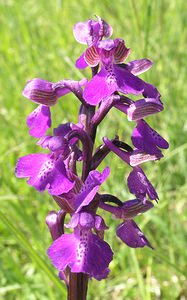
left=83, top=67, right=117, bottom=105
left=132, top=120, right=169, bottom=156
left=125, top=59, right=153, bottom=75
left=23, top=78, right=57, bottom=106
left=27, top=105, right=51, bottom=138
left=76, top=52, right=88, bottom=69
left=85, top=46, right=100, bottom=67
left=114, top=40, right=130, bottom=64
left=116, top=220, right=153, bottom=248
left=143, top=82, right=160, bottom=98
left=127, top=167, right=158, bottom=201
left=114, top=65, right=144, bottom=95
left=15, top=154, right=74, bottom=195
left=127, top=98, right=164, bottom=121
left=73, top=22, right=90, bottom=44
left=47, top=230, right=113, bottom=280
left=75, top=167, right=110, bottom=212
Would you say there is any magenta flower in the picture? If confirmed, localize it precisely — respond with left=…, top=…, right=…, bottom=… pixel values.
left=103, top=137, right=162, bottom=166
left=132, top=120, right=169, bottom=156
left=37, top=123, right=75, bottom=154
left=100, top=198, right=153, bottom=248
left=15, top=153, right=74, bottom=195
left=23, top=78, right=87, bottom=106
left=47, top=212, right=113, bottom=280
left=115, top=97, right=164, bottom=121
left=15, top=17, right=168, bottom=293
left=24, top=78, right=87, bottom=137
left=127, top=166, right=158, bottom=202
left=82, top=39, right=146, bottom=105
left=116, top=220, right=153, bottom=248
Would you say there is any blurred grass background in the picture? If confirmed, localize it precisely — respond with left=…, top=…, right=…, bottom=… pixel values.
left=0, top=0, right=187, bottom=299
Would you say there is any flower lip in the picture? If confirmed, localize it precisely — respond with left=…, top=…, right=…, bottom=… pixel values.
left=116, top=220, right=153, bottom=249
left=15, top=153, right=74, bottom=195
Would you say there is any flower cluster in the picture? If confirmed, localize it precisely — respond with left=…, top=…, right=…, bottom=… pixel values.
left=15, top=16, right=168, bottom=282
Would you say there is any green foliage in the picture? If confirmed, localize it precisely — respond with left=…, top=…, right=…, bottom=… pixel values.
left=0, top=0, right=187, bottom=299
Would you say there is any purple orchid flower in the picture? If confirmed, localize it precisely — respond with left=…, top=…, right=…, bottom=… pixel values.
left=47, top=212, right=113, bottom=280
left=24, top=78, right=87, bottom=138
left=127, top=166, right=158, bottom=202
left=99, top=199, right=153, bottom=248
left=103, top=137, right=162, bottom=166
left=23, top=78, right=87, bottom=106
left=114, top=97, right=164, bottom=121
left=15, top=153, right=74, bottom=195
left=131, top=120, right=169, bottom=156
left=37, top=123, right=81, bottom=154
left=116, top=220, right=153, bottom=248
left=15, top=16, right=168, bottom=293
left=82, top=39, right=147, bottom=105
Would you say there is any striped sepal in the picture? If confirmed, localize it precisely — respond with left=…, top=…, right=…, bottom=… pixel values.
left=127, top=98, right=164, bottom=121
left=129, top=150, right=161, bottom=166
left=84, top=45, right=100, bottom=67
left=114, top=40, right=130, bottom=64
left=28, top=89, right=57, bottom=106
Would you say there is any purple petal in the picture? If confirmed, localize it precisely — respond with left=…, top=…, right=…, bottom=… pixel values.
left=65, top=213, right=80, bottom=229
left=52, top=78, right=87, bottom=98
left=85, top=46, right=100, bottom=67
left=132, top=120, right=169, bottom=156
left=15, top=154, right=74, bottom=195
left=103, top=137, right=160, bottom=166
left=37, top=135, right=69, bottom=153
left=125, top=59, right=153, bottom=75
left=127, top=98, right=164, bottom=121
left=47, top=229, right=113, bottom=280
left=114, top=65, right=144, bottom=95
left=94, top=215, right=109, bottom=231
left=83, top=67, right=117, bottom=105
left=76, top=52, right=88, bottom=69
left=48, top=233, right=76, bottom=271
left=129, top=149, right=162, bottom=166
left=75, top=167, right=110, bottom=212
left=73, top=22, right=91, bottom=44
left=127, top=167, right=158, bottom=201
left=79, top=212, right=95, bottom=229
left=143, top=82, right=160, bottom=98
left=23, top=78, right=58, bottom=106
left=27, top=105, right=51, bottom=138
left=46, top=210, right=66, bottom=240
left=116, top=220, right=153, bottom=248
left=114, top=40, right=130, bottom=64
left=53, top=123, right=72, bottom=136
